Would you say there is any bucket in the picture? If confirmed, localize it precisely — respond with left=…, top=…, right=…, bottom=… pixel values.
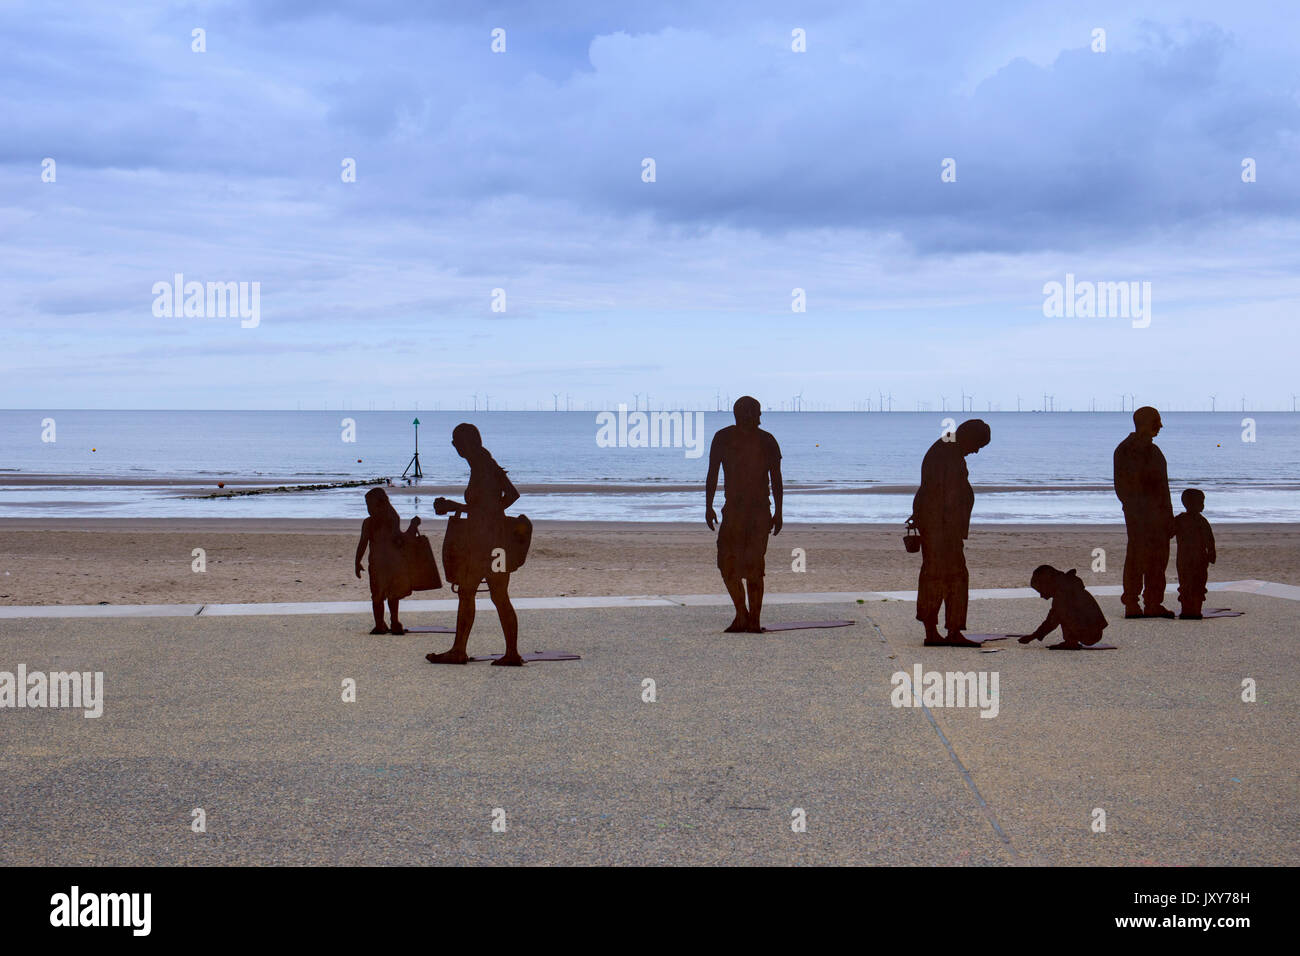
left=903, top=517, right=921, bottom=553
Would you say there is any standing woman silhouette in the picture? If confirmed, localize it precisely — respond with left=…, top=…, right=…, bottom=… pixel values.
left=426, top=423, right=523, bottom=666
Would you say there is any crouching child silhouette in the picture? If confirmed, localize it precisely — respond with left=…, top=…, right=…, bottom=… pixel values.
left=1014, top=565, right=1108, bottom=649
left=1174, top=488, right=1216, bottom=619
left=355, top=487, right=423, bottom=635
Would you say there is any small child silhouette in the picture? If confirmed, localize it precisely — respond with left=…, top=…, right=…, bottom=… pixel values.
left=1173, top=488, right=1216, bottom=619
left=1015, top=565, right=1108, bottom=649
left=354, top=487, right=422, bottom=635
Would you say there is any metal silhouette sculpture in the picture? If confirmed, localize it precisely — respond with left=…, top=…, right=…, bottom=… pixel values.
left=705, top=396, right=783, bottom=632
left=1174, top=488, right=1216, bottom=619
left=1014, top=565, right=1109, bottom=648
left=354, top=487, right=424, bottom=635
left=910, top=419, right=990, bottom=646
left=1114, top=406, right=1175, bottom=618
left=426, top=424, right=524, bottom=666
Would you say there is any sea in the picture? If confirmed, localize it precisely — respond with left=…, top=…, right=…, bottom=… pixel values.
left=2, top=410, right=1297, bottom=523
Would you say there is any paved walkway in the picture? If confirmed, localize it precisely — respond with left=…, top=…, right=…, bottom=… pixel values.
left=1, top=588, right=1296, bottom=865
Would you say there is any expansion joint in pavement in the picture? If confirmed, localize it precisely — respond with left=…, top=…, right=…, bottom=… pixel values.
left=862, top=612, right=1021, bottom=863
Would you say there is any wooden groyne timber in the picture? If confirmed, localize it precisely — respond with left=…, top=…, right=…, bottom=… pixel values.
left=182, top=477, right=389, bottom=499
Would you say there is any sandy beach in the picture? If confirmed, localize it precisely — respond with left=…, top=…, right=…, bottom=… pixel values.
left=2, top=518, right=1298, bottom=606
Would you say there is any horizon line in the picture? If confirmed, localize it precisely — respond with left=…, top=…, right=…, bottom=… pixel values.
left=2, top=407, right=1296, bottom=414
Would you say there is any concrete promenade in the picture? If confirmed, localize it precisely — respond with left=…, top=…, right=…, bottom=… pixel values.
left=0, top=585, right=1295, bottom=865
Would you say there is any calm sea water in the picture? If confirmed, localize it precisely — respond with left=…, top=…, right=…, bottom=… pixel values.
left=2, top=410, right=1296, bottom=522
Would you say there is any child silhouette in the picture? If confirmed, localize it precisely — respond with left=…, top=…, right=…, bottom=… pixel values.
left=1015, top=565, right=1108, bottom=649
left=1174, top=488, right=1216, bottom=619
left=354, top=487, right=422, bottom=635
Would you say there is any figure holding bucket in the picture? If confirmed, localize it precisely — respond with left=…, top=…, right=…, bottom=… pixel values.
left=426, top=423, right=528, bottom=666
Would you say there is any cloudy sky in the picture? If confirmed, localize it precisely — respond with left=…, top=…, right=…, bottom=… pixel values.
left=3, top=0, right=1298, bottom=411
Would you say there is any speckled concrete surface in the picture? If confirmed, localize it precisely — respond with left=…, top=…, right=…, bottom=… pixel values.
left=867, top=591, right=1300, bottom=866
left=0, top=593, right=1294, bottom=865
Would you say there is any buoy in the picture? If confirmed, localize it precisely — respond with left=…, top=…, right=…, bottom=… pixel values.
left=217, top=481, right=225, bottom=488
left=91, top=448, right=96, bottom=452
left=357, top=458, right=362, bottom=463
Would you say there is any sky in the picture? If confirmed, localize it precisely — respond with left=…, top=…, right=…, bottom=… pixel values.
left=2, top=0, right=1299, bottom=411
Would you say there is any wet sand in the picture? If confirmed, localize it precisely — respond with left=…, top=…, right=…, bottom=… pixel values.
left=5, top=473, right=1178, bottom=494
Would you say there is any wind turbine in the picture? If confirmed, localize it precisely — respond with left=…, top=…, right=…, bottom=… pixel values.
left=1209, top=394, right=1216, bottom=413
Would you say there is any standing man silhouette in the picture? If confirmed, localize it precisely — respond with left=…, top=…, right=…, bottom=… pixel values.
left=706, top=396, right=783, bottom=633
left=1114, top=406, right=1175, bottom=618
left=911, top=419, right=991, bottom=646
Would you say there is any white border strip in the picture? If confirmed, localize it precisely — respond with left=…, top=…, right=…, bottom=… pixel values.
left=0, top=580, right=1293, bottom=619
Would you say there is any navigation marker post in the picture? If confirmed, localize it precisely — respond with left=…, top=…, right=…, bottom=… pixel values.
left=402, top=417, right=423, bottom=482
